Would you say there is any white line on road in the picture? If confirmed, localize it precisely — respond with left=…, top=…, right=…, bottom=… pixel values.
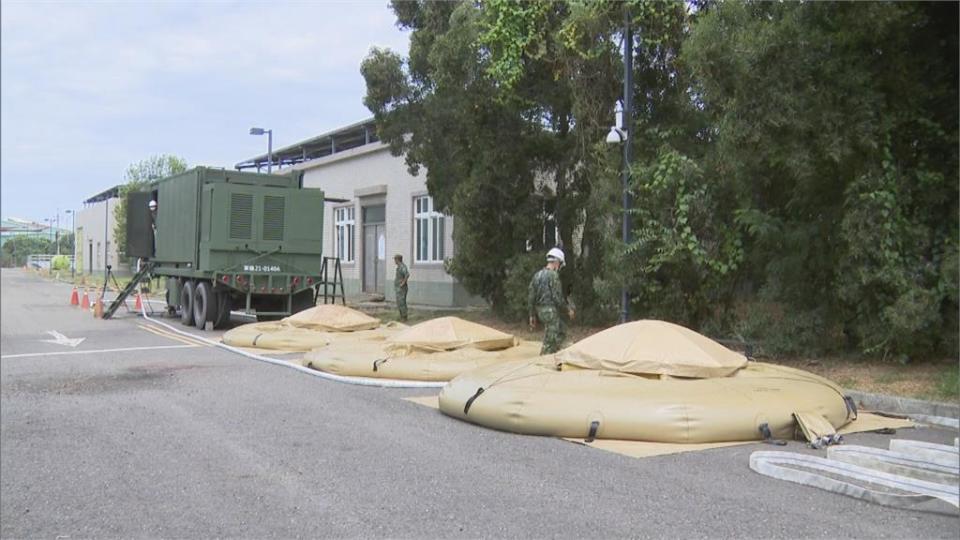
left=1, top=344, right=198, bottom=359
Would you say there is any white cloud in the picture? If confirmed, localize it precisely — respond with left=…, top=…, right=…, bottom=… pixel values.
left=1, top=0, right=409, bottom=219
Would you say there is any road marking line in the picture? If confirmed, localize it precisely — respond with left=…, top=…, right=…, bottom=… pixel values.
left=158, top=327, right=211, bottom=347
left=137, top=324, right=209, bottom=347
left=40, top=330, right=86, bottom=347
left=138, top=324, right=198, bottom=346
left=1, top=344, right=198, bottom=359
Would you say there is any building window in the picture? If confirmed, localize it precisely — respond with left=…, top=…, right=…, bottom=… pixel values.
left=414, top=195, right=445, bottom=263
left=334, top=206, right=355, bottom=262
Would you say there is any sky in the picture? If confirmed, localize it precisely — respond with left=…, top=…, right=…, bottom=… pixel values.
left=0, top=0, right=409, bottom=224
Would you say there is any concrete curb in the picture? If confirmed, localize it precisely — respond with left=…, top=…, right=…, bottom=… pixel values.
left=845, top=389, right=960, bottom=420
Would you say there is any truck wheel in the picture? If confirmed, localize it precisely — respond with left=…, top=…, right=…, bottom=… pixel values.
left=181, top=280, right=196, bottom=326
left=212, top=291, right=231, bottom=329
left=193, top=281, right=217, bottom=330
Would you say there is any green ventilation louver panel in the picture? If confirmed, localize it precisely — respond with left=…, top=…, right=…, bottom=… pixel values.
left=230, top=193, right=253, bottom=239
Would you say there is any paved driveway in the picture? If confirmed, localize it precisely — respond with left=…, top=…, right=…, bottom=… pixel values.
left=2, top=269, right=957, bottom=538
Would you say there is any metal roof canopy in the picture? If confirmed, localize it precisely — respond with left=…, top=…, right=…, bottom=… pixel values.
left=84, top=185, right=122, bottom=204
left=235, top=118, right=379, bottom=171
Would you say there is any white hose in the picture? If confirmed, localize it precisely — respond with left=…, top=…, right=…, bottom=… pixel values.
left=139, top=301, right=445, bottom=389
left=750, top=450, right=959, bottom=514
left=827, top=445, right=959, bottom=486
left=888, top=439, right=960, bottom=468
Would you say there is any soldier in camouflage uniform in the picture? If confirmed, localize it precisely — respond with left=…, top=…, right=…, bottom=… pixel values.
left=528, top=247, right=574, bottom=354
left=394, top=254, right=409, bottom=322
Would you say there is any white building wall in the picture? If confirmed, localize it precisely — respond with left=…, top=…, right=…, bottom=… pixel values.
left=290, top=142, right=473, bottom=306
left=75, top=198, right=120, bottom=275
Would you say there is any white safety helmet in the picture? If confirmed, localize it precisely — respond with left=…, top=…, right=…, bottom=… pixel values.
left=546, top=247, right=565, bottom=266
left=148, top=200, right=157, bottom=210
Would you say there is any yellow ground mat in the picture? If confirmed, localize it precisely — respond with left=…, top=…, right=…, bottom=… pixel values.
left=404, top=395, right=914, bottom=459
left=836, top=413, right=915, bottom=435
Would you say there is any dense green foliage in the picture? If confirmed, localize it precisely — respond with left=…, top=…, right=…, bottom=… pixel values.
left=1, top=236, right=53, bottom=267
left=0, top=233, right=73, bottom=267
left=58, top=232, right=74, bottom=257
left=363, top=0, right=958, bottom=359
left=113, top=155, right=187, bottom=261
left=684, top=1, right=958, bottom=359
left=50, top=254, right=70, bottom=271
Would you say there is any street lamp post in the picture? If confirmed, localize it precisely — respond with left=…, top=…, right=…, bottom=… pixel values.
left=55, top=208, right=61, bottom=255
left=65, top=209, right=75, bottom=278
left=249, top=127, right=273, bottom=173
left=605, top=8, right=634, bottom=324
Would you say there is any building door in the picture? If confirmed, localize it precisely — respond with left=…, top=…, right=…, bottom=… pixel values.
left=362, top=205, right=386, bottom=294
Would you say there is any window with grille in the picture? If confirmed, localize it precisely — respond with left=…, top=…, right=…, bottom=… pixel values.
left=334, top=206, right=355, bottom=262
left=414, top=195, right=445, bottom=263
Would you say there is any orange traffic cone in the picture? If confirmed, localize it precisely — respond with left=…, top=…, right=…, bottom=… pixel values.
left=70, top=287, right=80, bottom=306
left=134, top=292, right=143, bottom=311
left=93, top=296, right=104, bottom=319
left=80, top=289, right=90, bottom=310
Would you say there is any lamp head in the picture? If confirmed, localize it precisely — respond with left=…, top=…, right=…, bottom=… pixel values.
left=606, top=126, right=626, bottom=144
left=249, top=127, right=265, bottom=135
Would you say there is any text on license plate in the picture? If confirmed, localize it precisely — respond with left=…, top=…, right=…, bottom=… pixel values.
left=243, top=264, right=281, bottom=272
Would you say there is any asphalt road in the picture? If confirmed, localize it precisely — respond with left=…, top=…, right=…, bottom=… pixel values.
left=1, top=268, right=957, bottom=538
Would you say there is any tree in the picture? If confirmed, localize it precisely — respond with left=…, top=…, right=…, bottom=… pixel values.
left=405, top=0, right=715, bottom=324
left=363, top=0, right=624, bottom=318
left=1, top=236, right=53, bottom=267
left=58, top=232, right=74, bottom=257
left=363, top=0, right=958, bottom=359
left=113, top=155, right=187, bottom=261
left=683, top=1, right=958, bottom=357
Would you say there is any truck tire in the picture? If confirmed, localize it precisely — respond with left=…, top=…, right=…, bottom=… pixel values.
left=193, top=281, right=217, bottom=330
left=181, top=280, right=196, bottom=326
left=212, top=291, right=231, bottom=329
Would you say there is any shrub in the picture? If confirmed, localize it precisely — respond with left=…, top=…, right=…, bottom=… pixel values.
left=51, top=255, right=70, bottom=271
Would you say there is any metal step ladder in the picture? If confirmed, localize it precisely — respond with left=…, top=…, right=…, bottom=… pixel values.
left=103, top=262, right=154, bottom=320
left=315, top=256, right=346, bottom=305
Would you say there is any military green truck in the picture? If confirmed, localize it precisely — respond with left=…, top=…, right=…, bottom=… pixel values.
left=125, top=167, right=326, bottom=329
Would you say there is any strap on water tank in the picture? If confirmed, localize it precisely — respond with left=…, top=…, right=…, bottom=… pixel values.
left=843, top=396, right=859, bottom=420
left=585, top=420, right=600, bottom=443
left=463, top=387, right=485, bottom=415
left=759, top=423, right=788, bottom=446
